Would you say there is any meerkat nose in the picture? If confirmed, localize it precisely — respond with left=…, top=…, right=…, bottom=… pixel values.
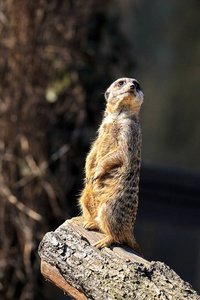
left=130, top=84, right=135, bottom=90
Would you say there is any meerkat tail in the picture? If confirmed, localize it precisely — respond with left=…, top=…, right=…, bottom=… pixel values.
left=124, top=235, right=143, bottom=257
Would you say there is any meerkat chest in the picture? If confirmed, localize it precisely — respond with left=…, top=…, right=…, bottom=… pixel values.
left=97, top=119, right=119, bottom=157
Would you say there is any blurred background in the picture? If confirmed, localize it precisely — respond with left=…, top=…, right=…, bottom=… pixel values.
left=0, top=0, right=200, bottom=299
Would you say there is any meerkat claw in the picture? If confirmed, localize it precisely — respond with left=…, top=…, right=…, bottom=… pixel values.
left=92, top=176, right=99, bottom=183
left=83, top=221, right=98, bottom=230
left=93, top=236, right=115, bottom=249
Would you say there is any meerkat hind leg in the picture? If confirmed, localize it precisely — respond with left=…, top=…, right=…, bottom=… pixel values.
left=93, top=235, right=115, bottom=249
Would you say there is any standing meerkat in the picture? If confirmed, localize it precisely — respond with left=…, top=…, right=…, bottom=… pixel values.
left=79, top=77, right=143, bottom=255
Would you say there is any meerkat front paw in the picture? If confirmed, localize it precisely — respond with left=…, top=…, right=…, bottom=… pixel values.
left=92, top=167, right=103, bottom=183
left=92, top=175, right=99, bottom=183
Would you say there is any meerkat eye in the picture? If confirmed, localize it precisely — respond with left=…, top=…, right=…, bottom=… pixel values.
left=134, top=81, right=141, bottom=92
left=117, top=80, right=125, bottom=87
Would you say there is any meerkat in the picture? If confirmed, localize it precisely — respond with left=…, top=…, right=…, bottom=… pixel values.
left=79, top=77, right=143, bottom=255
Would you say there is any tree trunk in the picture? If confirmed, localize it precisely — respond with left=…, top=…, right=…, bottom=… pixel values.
left=38, top=217, right=200, bottom=300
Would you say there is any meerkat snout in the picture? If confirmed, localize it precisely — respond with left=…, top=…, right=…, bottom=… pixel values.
left=130, top=84, right=136, bottom=90
left=132, top=81, right=142, bottom=93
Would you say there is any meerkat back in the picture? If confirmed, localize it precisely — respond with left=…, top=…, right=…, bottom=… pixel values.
left=79, top=77, right=143, bottom=255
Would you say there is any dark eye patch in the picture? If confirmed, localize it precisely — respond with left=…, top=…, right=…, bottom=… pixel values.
left=133, top=81, right=141, bottom=92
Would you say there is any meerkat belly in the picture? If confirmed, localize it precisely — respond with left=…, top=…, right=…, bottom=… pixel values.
left=96, top=152, right=140, bottom=232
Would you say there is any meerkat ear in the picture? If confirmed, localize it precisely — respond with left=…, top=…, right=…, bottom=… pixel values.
left=105, top=91, right=110, bottom=100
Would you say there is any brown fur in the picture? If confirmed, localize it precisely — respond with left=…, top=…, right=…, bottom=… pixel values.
left=79, top=78, right=144, bottom=255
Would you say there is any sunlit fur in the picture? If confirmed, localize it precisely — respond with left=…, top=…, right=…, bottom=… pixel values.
left=79, top=78, right=143, bottom=255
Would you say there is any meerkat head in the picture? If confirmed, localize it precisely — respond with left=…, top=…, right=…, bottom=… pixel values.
left=105, top=77, right=143, bottom=115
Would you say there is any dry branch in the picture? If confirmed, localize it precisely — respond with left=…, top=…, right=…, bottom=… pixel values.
left=0, top=174, right=42, bottom=221
left=38, top=217, right=200, bottom=300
